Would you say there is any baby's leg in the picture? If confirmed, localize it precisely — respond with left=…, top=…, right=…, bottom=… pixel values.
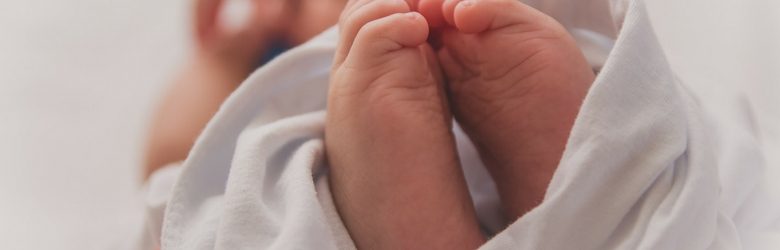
left=144, top=0, right=291, bottom=179
left=326, top=0, right=483, bottom=248
left=144, top=0, right=345, bottom=179
left=144, top=58, right=248, bottom=179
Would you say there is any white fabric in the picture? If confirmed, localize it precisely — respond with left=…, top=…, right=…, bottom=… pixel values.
left=137, top=164, right=184, bottom=250
left=138, top=0, right=780, bottom=249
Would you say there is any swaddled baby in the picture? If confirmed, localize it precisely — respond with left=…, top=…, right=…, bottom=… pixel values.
left=325, top=0, right=595, bottom=248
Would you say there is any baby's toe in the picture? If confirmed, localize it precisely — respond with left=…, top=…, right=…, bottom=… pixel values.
left=417, top=0, right=447, bottom=27
left=450, top=0, right=560, bottom=34
left=334, top=0, right=414, bottom=67
left=343, top=12, right=430, bottom=68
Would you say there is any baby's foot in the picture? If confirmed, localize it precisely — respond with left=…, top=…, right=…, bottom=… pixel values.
left=325, top=0, right=483, bottom=248
left=423, top=0, right=595, bottom=219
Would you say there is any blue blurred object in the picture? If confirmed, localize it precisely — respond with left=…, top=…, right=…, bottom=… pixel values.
left=258, top=39, right=291, bottom=66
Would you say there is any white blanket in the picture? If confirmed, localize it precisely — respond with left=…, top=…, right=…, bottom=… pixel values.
left=139, top=0, right=779, bottom=249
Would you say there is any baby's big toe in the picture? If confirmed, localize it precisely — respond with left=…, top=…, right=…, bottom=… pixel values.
left=448, top=0, right=561, bottom=33
left=340, top=12, right=430, bottom=70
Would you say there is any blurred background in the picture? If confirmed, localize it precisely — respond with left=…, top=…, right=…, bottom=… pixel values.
left=0, top=0, right=188, bottom=248
left=0, top=0, right=778, bottom=249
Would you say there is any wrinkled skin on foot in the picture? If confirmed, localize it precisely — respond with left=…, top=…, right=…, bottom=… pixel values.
left=325, top=0, right=484, bottom=249
left=418, top=0, right=596, bottom=219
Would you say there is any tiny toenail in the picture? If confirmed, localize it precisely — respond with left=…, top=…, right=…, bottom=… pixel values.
left=405, top=12, right=418, bottom=19
left=460, top=0, right=475, bottom=7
